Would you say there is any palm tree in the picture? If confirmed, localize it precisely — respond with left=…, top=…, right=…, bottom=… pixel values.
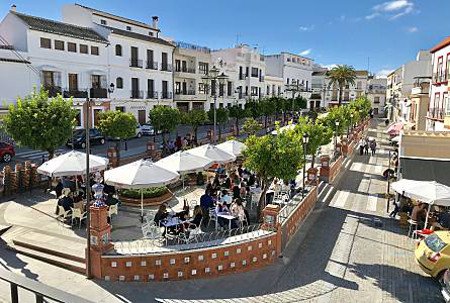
left=327, top=65, right=357, bottom=106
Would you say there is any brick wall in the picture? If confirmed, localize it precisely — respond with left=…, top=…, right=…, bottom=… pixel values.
left=328, top=155, right=344, bottom=184
left=280, top=186, right=318, bottom=249
left=99, top=232, right=279, bottom=282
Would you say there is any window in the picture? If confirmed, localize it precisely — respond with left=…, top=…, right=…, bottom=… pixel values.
left=175, top=60, right=181, bottom=72
left=148, top=31, right=154, bottom=36
left=68, top=42, right=76, bottom=52
left=80, top=44, right=88, bottom=54
left=374, top=96, right=380, bottom=104
left=115, top=44, right=122, bottom=56
left=251, top=67, right=258, bottom=77
left=68, top=74, right=78, bottom=91
left=40, top=37, right=51, bottom=49
left=251, top=86, right=258, bottom=96
left=126, top=26, right=132, bottom=31
left=286, top=78, right=289, bottom=84
left=75, top=109, right=81, bottom=127
left=42, top=71, right=54, bottom=86
left=54, top=40, right=64, bottom=51
left=199, top=62, right=209, bottom=75
left=100, top=19, right=107, bottom=25
left=91, top=46, right=99, bottom=55
left=227, top=81, right=232, bottom=96
left=116, top=106, right=125, bottom=112
left=116, top=77, right=123, bottom=89
left=175, top=82, right=181, bottom=94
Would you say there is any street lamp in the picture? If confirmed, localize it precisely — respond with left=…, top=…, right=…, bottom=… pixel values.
left=334, top=121, right=340, bottom=152
left=86, top=82, right=114, bottom=279
left=302, top=133, right=309, bottom=199
left=202, top=66, right=228, bottom=143
left=348, top=113, right=354, bottom=138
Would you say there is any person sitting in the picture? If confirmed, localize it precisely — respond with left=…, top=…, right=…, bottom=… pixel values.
left=239, top=182, right=247, bottom=198
left=154, top=204, right=168, bottom=226
left=200, top=190, right=214, bottom=211
left=231, top=198, right=246, bottom=227
left=223, top=176, right=231, bottom=189
left=437, top=208, right=450, bottom=230
left=189, top=205, right=203, bottom=229
left=212, top=175, right=220, bottom=190
left=53, top=179, right=64, bottom=198
left=215, top=202, right=230, bottom=228
left=57, top=188, right=74, bottom=213
left=105, top=193, right=119, bottom=206
left=232, top=183, right=241, bottom=199
left=247, top=173, right=256, bottom=187
left=411, top=202, right=427, bottom=229
left=220, top=190, right=232, bottom=206
left=216, top=164, right=226, bottom=176
left=237, top=165, right=244, bottom=177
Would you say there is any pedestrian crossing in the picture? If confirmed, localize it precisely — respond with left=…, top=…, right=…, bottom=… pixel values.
left=14, top=148, right=68, bottom=162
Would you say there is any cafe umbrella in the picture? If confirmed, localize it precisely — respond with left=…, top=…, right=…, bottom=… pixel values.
left=185, top=144, right=236, bottom=164
left=104, top=159, right=179, bottom=221
left=216, top=140, right=247, bottom=157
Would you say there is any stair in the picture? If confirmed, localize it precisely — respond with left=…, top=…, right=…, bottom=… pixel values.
left=1, top=226, right=86, bottom=275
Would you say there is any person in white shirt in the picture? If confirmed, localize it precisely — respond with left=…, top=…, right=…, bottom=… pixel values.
left=220, top=190, right=232, bottom=205
left=231, top=198, right=246, bottom=226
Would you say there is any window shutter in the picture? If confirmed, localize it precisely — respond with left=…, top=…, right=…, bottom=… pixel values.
left=101, top=75, right=107, bottom=88
left=53, top=72, right=62, bottom=87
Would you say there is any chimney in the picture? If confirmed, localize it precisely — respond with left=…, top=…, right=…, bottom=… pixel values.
left=10, top=4, right=16, bottom=12
left=152, top=16, right=159, bottom=29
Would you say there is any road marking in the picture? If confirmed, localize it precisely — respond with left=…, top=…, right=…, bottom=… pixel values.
left=320, top=185, right=334, bottom=204
left=330, top=190, right=349, bottom=208
left=367, top=195, right=378, bottom=212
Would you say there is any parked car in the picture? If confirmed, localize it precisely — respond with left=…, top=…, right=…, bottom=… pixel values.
left=0, top=141, right=15, bottom=162
left=441, top=269, right=450, bottom=302
left=135, top=124, right=143, bottom=138
left=415, top=231, right=450, bottom=280
left=67, top=129, right=105, bottom=149
left=141, top=123, right=155, bottom=136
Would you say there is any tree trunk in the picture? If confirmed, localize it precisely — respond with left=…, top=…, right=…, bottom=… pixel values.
left=47, top=149, right=54, bottom=160
left=311, top=154, right=316, bottom=169
left=264, top=116, right=268, bottom=130
left=338, top=85, right=343, bottom=106
left=256, top=179, right=270, bottom=222
left=235, top=118, right=240, bottom=136
left=218, top=124, right=222, bottom=141
left=193, top=126, right=198, bottom=145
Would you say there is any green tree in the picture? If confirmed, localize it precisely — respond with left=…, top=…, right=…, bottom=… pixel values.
left=245, top=99, right=261, bottom=120
left=228, top=104, right=247, bottom=136
left=321, top=106, right=349, bottom=136
left=292, top=96, right=307, bottom=112
left=207, top=107, right=229, bottom=141
left=4, top=87, right=77, bottom=159
left=148, top=106, right=181, bottom=146
left=242, top=118, right=261, bottom=136
left=182, top=109, right=208, bottom=143
left=243, top=126, right=304, bottom=218
left=327, top=65, right=356, bottom=106
left=98, top=111, right=136, bottom=149
left=296, top=118, right=333, bottom=168
left=349, top=96, right=372, bottom=122
left=259, top=98, right=276, bottom=129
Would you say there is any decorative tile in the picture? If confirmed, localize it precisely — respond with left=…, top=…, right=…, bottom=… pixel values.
left=178, top=271, right=183, bottom=277
left=211, top=253, right=217, bottom=259
left=155, top=259, right=162, bottom=266
left=148, top=274, right=155, bottom=280
left=258, top=242, right=263, bottom=248
left=236, top=248, right=242, bottom=254
left=125, top=261, right=132, bottom=267
left=111, top=261, right=117, bottom=268
left=198, top=255, right=204, bottom=261
left=104, top=276, right=110, bottom=281
left=242, top=260, right=247, bottom=266
left=140, top=261, right=147, bottom=267
left=170, top=258, right=176, bottom=265
left=191, top=269, right=197, bottom=276
left=133, top=275, right=140, bottom=281
left=218, top=264, right=223, bottom=271
left=252, top=257, right=257, bottom=263
left=119, top=275, right=125, bottom=281
left=224, top=250, right=229, bottom=257
left=248, top=245, right=252, bottom=251
left=184, top=257, right=190, bottom=263
left=230, top=262, right=236, bottom=268
left=268, top=239, right=272, bottom=245
left=205, top=267, right=210, bottom=273
left=272, top=250, right=276, bottom=256
left=263, top=253, right=268, bottom=260
left=163, top=272, right=169, bottom=279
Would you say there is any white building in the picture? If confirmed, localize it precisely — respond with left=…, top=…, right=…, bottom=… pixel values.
left=367, top=77, right=387, bottom=116
left=265, top=52, right=313, bottom=107
left=211, top=44, right=265, bottom=108
left=427, top=37, right=450, bottom=131
left=264, top=75, right=284, bottom=98
left=0, top=5, right=111, bottom=128
left=62, top=4, right=175, bottom=125
left=311, top=69, right=369, bottom=107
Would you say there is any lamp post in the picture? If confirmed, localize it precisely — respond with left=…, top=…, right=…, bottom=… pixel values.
left=202, top=66, right=228, bottom=143
left=334, top=121, right=340, bottom=151
left=302, top=133, right=309, bottom=199
left=86, top=82, right=114, bottom=279
left=285, top=82, right=304, bottom=118
left=348, top=113, right=354, bottom=138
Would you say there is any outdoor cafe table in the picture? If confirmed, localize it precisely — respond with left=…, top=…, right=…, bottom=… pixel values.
left=162, top=217, right=184, bottom=227
left=216, top=212, right=237, bottom=230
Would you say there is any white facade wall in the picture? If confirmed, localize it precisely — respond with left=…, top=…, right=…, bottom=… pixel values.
left=263, top=76, right=284, bottom=97
left=367, top=78, right=387, bottom=115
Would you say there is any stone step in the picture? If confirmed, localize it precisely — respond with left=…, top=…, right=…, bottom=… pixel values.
left=13, top=239, right=85, bottom=264
left=8, top=241, right=86, bottom=275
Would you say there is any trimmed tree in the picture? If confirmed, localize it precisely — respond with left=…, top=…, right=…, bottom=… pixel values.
left=98, top=111, right=136, bottom=150
left=182, top=109, right=208, bottom=143
left=148, top=106, right=181, bottom=146
left=207, top=107, right=229, bottom=141
left=259, top=98, right=276, bottom=130
left=242, top=117, right=261, bottom=136
left=4, top=87, right=77, bottom=159
left=228, top=104, right=248, bottom=136
left=296, top=117, right=333, bottom=168
left=243, top=126, right=304, bottom=219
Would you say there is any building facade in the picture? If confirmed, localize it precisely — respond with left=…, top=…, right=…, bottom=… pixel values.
left=264, top=75, right=284, bottom=98
left=367, top=77, right=387, bottom=116
left=427, top=37, right=450, bottom=131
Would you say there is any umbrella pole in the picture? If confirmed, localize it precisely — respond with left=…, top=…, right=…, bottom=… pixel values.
left=140, top=189, right=144, bottom=223
left=424, top=204, right=431, bottom=230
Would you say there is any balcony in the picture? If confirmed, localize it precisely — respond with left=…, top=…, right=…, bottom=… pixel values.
left=89, top=87, right=107, bottom=98
left=175, top=67, right=196, bottom=74
left=130, top=90, right=144, bottom=99
left=146, top=61, right=158, bottom=70
left=161, top=91, right=173, bottom=99
left=428, top=108, right=445, bottom=121
left=259, top=76, right=264, bottom=82
left=239, top=74, right=245, bottom=80
left=175, top=90, right=196, bottom=96
left=433, top=70, right=448, bottom=84
left=43, top=85, right=62, bottom=97
left=147, top=91, right=158, bottom=99
left=160, top=63, right=173, bottom=72
left=129, top=59, right=143, bottom=68
left=63, top=89, right=88, bottom=99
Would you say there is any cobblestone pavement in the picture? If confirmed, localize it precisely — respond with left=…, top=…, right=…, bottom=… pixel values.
left=0, top=119, right=442, bottom=303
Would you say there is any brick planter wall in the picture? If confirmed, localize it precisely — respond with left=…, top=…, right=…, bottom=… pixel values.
left=118, top=191, right=174, bottom=207
left=99, top=232, right=279, bottom=282
left=280, top=186, right=318, bottom=249
left=329, top=155, right=344, bottom=184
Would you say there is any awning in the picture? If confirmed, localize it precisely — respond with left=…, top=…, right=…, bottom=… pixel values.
left=400, top=157, right=450, bottom=187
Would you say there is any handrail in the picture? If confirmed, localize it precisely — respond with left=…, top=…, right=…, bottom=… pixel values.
left=0, top=268, right=92, bottom=303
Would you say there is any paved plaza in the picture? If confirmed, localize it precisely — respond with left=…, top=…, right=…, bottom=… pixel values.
left=0, top=119, right=443, bottom=303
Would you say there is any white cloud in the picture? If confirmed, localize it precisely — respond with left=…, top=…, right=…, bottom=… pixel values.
left=407, top=26, right=418, bottom=33
left=376, top=69, right=394, bottom=78
left=321, top=63, right=338, bottom=70
left=299, top=49, right=312, bottom=56
left=366, top=0, right=415, bottom=20
left=299, top=25, right=314, bottom=32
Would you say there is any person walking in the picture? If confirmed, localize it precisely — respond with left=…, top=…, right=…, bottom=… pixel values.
left=370, top=139, right=377, bottom=156
left=358, top=138, right=365, bottom=155
left=364, top=138, right=369, bottom=155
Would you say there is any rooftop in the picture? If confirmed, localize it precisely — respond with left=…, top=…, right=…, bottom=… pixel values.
left=12, top=11, right=108, bottom=43
left=430, top=36, right=450, bottom=53
left=101, top=25, right=174, bottom=47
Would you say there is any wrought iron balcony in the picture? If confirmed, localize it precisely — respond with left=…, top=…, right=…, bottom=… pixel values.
left=63, top=89, right=88, bottom=98
left=147, top=91, right=158, bottom=99
left=89, top=87, right=107, bottom=98
left=160, top=63, right=173, bottom=72
left=43, top=85, right=62, bottom=97
left=130, top=90, right=144, bottom=99
left=146, top=61, right=158, bottom=70
left=161, top=91, right=173, bottom=99
left=129, top=59, right=143, bottom=68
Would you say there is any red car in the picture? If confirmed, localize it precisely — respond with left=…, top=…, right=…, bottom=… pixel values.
left=0, top=142, right=15, bottom=162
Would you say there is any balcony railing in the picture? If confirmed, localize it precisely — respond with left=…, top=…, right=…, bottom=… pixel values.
left=161, top=91, right=173, bottom=99
left=43, top=85, right=62, bottom=97
left=130, top=90, right=144, bottom=99
left=161, top=63, right=173, bottom=72
left=175, top=67, right=196, bottom=74
left=129, top=59, right=143, bottom=68
left=146, top=61, right=158, bottom=70
left=428, top=108, right=445, bottom=120
left=175, top=90, right=196, bottom=96
left=239, top=74, right=245, bottom=80
left=147, top=91, right=158, bottom=99
left=259, top=76, right=264, bottom=82
left=433, top=70, right=449, bottom=84
left=63, top=89, right=88, bottom=98
left=89, top=87, right=107, bottom=98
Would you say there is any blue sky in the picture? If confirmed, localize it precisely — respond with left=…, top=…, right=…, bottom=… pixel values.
left=1, top=0, right=449, bottom=77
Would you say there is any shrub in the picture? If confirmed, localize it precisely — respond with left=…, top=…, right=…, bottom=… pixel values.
left=120, top=186, right=168, bottom=199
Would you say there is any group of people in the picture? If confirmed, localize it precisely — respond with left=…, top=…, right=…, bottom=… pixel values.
left=358, top=137, right=377, bottom=156
left=164, top=135, right=199, bottom=155
left=153, top=201, right=203, bottom=236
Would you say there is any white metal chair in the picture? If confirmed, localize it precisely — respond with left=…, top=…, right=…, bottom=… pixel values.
left=142, top=222, right=164, bottom=247
left=207, top=208, right=218, bottom=230
left=57, top=206, right=70, bottom=224
left=70, top=207, right=87, bottom=229
left=108, top=204, right=118, bottom=217
left=407, top=219, right=419, bottom=238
